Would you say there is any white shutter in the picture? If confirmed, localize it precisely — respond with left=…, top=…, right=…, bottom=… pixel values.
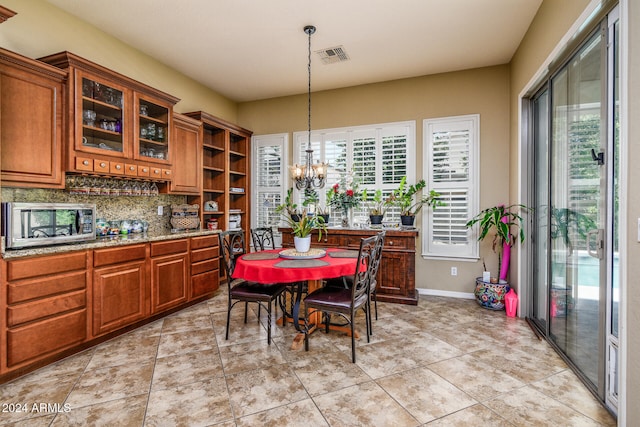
left=252, top=133, right=288, bottom=246
left=423, top=115, right=479, bottom=259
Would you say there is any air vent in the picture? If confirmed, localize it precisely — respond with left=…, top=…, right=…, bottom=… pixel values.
left=315, top=46, right=350, bottom=64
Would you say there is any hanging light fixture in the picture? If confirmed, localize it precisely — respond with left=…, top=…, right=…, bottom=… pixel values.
left=290, top=25, right=327, bottom=190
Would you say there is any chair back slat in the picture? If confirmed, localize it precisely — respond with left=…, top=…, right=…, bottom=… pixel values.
left=352, top=235, right=377, bottom=304
left=251, top=227, right=276, bottom=251
left=367, top=231, right=386, bottom=294
left=220, top=230, right=246, bottom=278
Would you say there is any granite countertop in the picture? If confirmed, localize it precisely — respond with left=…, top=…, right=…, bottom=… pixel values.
left=1, top=229, right=221, bottom=259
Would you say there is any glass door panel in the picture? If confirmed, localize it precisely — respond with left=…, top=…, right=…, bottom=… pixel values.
left=549, top=31, right=605, bottom=387
left=81, top=77, right=124, bottom=154
left=137, top=97, right=169, bottom=162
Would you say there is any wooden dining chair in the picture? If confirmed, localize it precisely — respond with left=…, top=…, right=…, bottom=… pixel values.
left=303, top=235, right=376, bottom=363
left=219, top=230, right=286, bottom=345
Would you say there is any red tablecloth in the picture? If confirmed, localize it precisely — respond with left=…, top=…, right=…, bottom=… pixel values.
left=232, top=248, right=357, bottom=284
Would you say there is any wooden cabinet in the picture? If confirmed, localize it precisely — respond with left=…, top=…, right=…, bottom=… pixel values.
left=92, top=244, right=148, bottom=336
left=1, top=252, right=88, bottom=371
left=0, top=48, right=67, bottom=188
left=38, top=51, right=179, bottom=182
left=184, top=111, right=252, bottom=238
left=169, top=113, right=202, bottom=195
left=150, top=239, right=189, bottom=314
left=190, top=235, right=220, bottom=299
left=280, top=228, right=419, bottom=305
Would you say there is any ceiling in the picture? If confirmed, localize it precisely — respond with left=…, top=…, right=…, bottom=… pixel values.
left=46, top=0, right=542, bottom=103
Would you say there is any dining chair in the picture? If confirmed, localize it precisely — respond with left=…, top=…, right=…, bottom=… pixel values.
left=324, top=230, right=386, bottom=332
left=220, top=229, right=286, bottom=345
left=250, top=227, right=276, bottom=251
left=303, top=235, right=376, bottom=363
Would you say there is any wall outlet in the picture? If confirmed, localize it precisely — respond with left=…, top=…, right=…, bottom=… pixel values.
left=451, top=267, right=457, bottom=276
left=157, top=205, right=164, bottom=215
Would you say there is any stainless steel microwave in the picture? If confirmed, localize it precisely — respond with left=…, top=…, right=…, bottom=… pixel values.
left=2, top=202, right=96, bottom=249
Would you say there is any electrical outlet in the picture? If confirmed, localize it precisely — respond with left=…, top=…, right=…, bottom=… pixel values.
left=451, top=267, right=457, bottom=276
left=157, top=205, right=164, bottom=216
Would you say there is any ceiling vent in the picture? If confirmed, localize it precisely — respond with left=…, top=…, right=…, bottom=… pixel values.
left=315, top=46, right=350, bottom=64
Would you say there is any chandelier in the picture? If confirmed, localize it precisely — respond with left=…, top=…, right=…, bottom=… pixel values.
left=290, top=25, right=328, bottom=190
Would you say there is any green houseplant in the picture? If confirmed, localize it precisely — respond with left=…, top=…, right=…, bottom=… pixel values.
left=281, top=208, right=328, bottom=252
left=361, top=188, right=390, bottom=225
left=276, top=188, right=301, bottom=221
left=389, top=176, right=442, bottom=226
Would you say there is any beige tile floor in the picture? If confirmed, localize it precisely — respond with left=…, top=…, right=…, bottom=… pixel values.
left=0, top=290, right=617, bottom=426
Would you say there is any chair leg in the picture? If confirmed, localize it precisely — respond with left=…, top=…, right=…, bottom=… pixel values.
left=350, top=313, right=356, bottom=363
left=325, top=313, right=330, bottom=333
left=225, top=303, right=232, bottom=341
left=266, top=301, right=272, bottom=345
left=304, top=305, right=310, bottom=352
left=244, top=301, right=248, bottom=323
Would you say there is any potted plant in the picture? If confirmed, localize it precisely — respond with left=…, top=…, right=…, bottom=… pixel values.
left=362, top=188, right=390, bottom=225
left=465, top=203, right=529, bottom=309
left=276, top=188, right=301, bottom=221
left=303, top=188, right=330, bottom=223
left=327, top=171, right=362, bottom=227
left=388, top=176, right=441, bottom=226
left=281, top=208, right=328, bottom=252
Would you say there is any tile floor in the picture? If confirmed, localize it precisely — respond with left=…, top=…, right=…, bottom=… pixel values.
left=0, top=290, right=617, bottom=426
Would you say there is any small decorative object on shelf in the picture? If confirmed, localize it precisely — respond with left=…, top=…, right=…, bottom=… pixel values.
left=170, top=204, right=200, bottom=230
left=204, top=200, right=218, bottom=212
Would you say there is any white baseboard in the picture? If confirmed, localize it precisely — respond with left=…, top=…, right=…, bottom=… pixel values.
left=417, top=288, right=475, bottom=300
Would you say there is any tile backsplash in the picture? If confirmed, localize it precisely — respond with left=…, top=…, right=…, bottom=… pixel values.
left=1, top=187, right=188, bottom=234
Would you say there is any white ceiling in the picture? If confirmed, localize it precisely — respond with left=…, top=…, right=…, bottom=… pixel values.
left=46, top=0, right=542, bottom=102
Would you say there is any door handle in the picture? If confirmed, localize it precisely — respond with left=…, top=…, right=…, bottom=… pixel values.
left=586, top=229, right=604, bottom=259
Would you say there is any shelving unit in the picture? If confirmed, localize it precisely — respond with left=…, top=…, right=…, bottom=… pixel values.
left=184, top=111, right=252, bottom=241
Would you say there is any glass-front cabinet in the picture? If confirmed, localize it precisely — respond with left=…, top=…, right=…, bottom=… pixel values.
left=39, top=51, right=179, bottom=180
left=80, top=75, right=128, bottom=156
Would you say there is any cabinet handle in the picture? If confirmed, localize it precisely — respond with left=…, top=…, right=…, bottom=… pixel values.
left=99, top=162, right=107, bottom=168
left=154, top=169, right=160, bottom=174
left=82, top=160, right=90, bottom=166
left=142, top=168, right=148, bottom=173
left=115, top=165, right=122, bottom=170
left=388, top=241, right=394, bottom=245
left=164, top=170, right=170, bottom=175
left=129, top=166, right=135, bottom=171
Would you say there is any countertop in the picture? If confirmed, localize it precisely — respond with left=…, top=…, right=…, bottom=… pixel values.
left=1, top=229, right=221, bottom=259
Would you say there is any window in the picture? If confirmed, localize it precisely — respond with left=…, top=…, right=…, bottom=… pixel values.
left=422, top=115, right=479, bottom=259
left=293, top=121, right=415, bottom=224
left=251, top=133, right=288, bottom=246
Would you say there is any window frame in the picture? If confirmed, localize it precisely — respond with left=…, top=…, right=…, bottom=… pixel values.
left=422, top=114, right=480, bottom=260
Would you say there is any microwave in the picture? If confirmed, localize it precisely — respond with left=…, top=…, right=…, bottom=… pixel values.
left=2, top=202, right=96, bottom=249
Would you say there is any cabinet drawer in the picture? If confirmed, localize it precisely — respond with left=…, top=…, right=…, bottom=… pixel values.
left=191, top=259, right=218, bottom=276
left=151, top=239, right=188, bottom=257
left=94, top=159, right=110, bottom=173
left=75, top=156, right=93, bottom=171
left=137, top=165, right=150, bottom=177
left=191, top=235, right=218, bottom=250
left=317, top=234, right=342, bottom=247
left=191, top=270, right=219, bottom=299
left=125, top=163, right=138, bottom=176
left=150, top=167, right=163, bottom=179
left=6, top=309, right=86, bottom=367
left=191, top=247, right=218, bottom=263
left=110, top=161, right=125, bottom=175
left=162, top=168, right=172, bottom=180
left=384, top=237, right=409, bottom=249
left=8, top=290, right=86, bottom=327
left=93, top=244, right=147, bottom=267
left=6, top=251, right=86, bottom=281
left=8, top=270, right=86, bottom=304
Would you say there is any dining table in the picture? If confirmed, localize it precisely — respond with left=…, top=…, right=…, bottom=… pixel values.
left=231, top=247, right=360, bottom=349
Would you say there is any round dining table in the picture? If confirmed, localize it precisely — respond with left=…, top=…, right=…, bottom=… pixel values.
left=232, top=247, right=359, bottom=349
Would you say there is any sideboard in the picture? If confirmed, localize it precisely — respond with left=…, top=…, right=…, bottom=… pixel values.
left=279, top=227, right=418, bottom=305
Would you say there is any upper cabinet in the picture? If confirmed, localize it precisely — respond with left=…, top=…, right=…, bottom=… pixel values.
left=0, top=48, right=67, bottom=188
left=39, top=52, right=179, bottom=181
left=170, top=113, right=202, bottom=195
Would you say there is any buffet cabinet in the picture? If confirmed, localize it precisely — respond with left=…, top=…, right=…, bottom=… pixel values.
left=0, top=235, right=219, bottom=383
left=280, top=228, right=419, bottom=305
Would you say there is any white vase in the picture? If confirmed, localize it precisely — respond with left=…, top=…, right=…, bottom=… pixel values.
left=294, top=235, right=312, bottom=253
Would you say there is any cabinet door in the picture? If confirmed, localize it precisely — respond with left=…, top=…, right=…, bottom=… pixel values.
left=135, top=92, right=171, bottom=164
left=0, top=49, right=66, bottom=188
left=75, top=70, right=130, bottom=158
left=93, top=260, right=148, bottom=336
left=151, top=253, right=189, bottom=314
left=170, top=113, right=202, bottom=194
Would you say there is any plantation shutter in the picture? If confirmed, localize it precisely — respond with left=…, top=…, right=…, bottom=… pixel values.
left=252, top=133, right=288, bottom=247
left=423, top=115, right=479, bottom=258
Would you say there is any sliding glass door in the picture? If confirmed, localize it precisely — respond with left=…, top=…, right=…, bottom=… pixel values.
left=528, top=7, right=619, bottom=413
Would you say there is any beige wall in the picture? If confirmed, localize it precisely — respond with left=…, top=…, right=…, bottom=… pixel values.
left=0, top=0, right=237, bottom=121
left=238, top=65, right=511, bottom=294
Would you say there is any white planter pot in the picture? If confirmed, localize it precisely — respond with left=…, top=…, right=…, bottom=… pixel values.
left=294, top=236, right=312, bottom=253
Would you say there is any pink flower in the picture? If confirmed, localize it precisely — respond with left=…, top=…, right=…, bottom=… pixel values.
left=346, top=189, right=354, bottom=197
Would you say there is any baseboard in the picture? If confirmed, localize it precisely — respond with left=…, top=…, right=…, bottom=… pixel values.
left=417, top=288, right=475, bottom=300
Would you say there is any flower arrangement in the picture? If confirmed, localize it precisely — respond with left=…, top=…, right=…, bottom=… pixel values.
left=326, top=171, right=362, bottom=212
